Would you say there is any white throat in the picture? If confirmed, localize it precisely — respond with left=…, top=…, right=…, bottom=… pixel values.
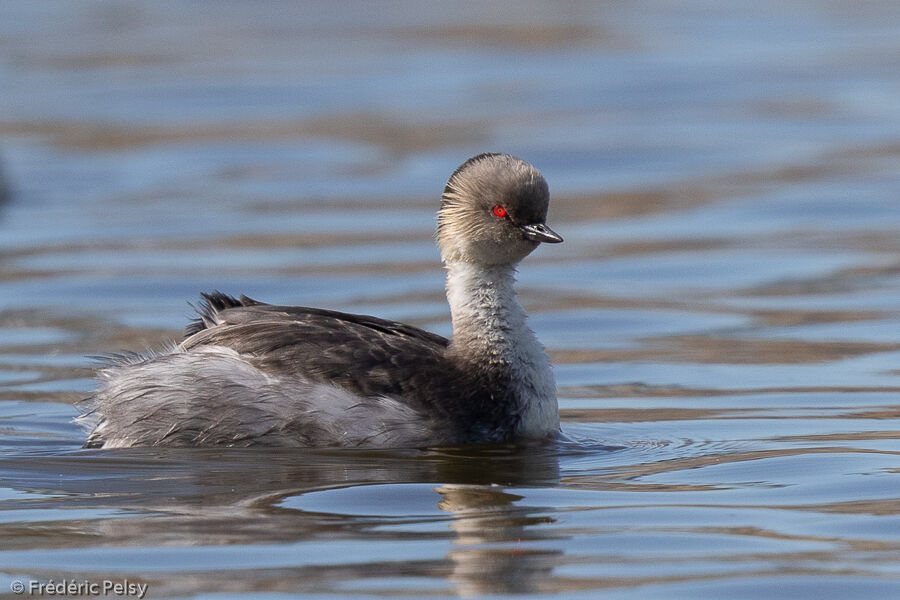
left=444, top=260, right=559, bottom=436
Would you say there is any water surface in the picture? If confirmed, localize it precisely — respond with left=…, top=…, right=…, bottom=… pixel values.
left=1, top=2, right=899, bottom=598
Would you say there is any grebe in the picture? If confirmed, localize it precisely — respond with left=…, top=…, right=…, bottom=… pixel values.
left=82, top=153, right=563, bottom=448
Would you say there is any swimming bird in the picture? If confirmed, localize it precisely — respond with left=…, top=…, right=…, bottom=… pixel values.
left=82, top=153, right=563, bottom=448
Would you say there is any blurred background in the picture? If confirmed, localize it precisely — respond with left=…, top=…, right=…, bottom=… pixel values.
left=1, top=2, right=899, bottom=599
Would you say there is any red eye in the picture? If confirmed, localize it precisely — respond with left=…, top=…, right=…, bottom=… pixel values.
left=492, top=205, right=508, bottom=218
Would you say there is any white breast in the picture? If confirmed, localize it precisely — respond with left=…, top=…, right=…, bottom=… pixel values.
left=445, top=261, right=560, bottom=437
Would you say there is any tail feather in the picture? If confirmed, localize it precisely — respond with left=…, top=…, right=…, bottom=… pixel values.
left=185, top=291, right=261, bottom=337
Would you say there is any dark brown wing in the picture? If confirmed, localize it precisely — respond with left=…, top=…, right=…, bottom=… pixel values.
left=181, top=292, right=456, bottom=403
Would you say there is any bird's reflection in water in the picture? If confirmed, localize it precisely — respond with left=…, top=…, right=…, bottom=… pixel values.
left=6, top=441, right=565, bottom=595
left=435, top=483, right=560, bottom=595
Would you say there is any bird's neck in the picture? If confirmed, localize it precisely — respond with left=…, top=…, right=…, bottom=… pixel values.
left=445, top=261, right=527, bottom=360
left=444, top=260, right=559, bottom=436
